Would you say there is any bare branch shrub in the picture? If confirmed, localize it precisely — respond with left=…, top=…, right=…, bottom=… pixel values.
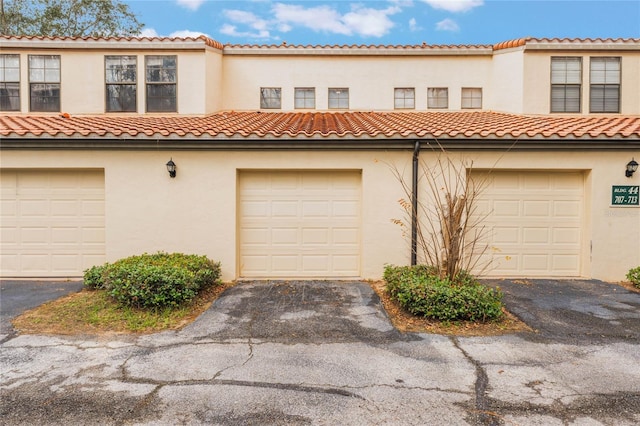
left=389, top=151, right=493, bottom=282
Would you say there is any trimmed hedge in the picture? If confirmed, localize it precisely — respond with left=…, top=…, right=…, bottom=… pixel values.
left=627, top=266, right=640, bottom=289
left=83, top=252, right=221, bottom=309
left=384, top=265, right=504, bottom=322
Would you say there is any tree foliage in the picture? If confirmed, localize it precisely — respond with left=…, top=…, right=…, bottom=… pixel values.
left=0, top=0, right=143, bottom=37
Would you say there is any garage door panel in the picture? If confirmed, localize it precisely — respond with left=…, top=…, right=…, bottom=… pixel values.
left=239, top=170, right=361, bottom=278
left=472, top=171, right=583, bottom=277
left=0, top=170, right=105, bottom=277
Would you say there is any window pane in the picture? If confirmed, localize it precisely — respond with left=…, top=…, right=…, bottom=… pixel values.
left=328, top=88, right=348, bottom=109
left=427, top=87, right=448, bottom=109
left=260, top=87, right=281, bottom=109
left=29, top=55, right=44, bottom=69
left=30, top=83, right=60, bottom=112
left=590, top=84, right=619, bottom=113
left=146, top=56, right=176, bottom=83
left=461, top=88, right=482, bottom=109
left=294, top=88, right=315, bottom=109
left=29, top=68, right=44, bottom=82
left=0, top=82, right=20, bottom=111
left=106, top=56, right=137, bottom=83
left=106, top=84, right=136, bottom=112
left=591, top=57, right=620, bottom=84
left=394, top=88, right=415, bottom=109
left=146, top=84, right=176, bottom=112
left=551, top=57, right=581, bottom=84
left=551, top=85, right=580, bottom=113
left=0, top=54, right=20, bottom=83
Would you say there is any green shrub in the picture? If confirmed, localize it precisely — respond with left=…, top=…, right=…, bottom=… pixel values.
left=83, top=253, right=221, bottom=309
left=384, top=264, right=504, bottom=322
left=627, top=266, right=640, bottom=288
left=83, top=264, right=107, bottom=290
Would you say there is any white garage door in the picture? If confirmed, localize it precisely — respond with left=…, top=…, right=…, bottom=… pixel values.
left=472, top=171, right=584, bottom=277
left=239, top=170, right=361, bottom=278
left=0, top=170, right=105, bottom=277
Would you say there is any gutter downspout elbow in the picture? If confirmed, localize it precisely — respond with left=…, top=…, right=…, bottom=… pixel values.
left=411, top=141, right=420, bottom=266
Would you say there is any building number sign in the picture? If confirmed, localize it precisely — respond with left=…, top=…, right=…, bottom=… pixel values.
left=611, top=185, right=640, bottom=206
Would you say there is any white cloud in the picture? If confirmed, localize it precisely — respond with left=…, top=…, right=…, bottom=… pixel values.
left=436, top=18, right=459, bottom=31
left=342, top=5, right=399, bottom=37
left=271, top=3, right=399, bottom=37
left=224, top=9, right=272, bottom=33
left=169, top=30, right=211, bottom=38
left=272, top=4, right=351, bottom=35
left=176, top=0, right=205, bottom=11
left=421, top=0, right=483, bottom=13
left=220, top=24, right=271, bottom=40
left=409, top=17, right=421, bottom=32
left=139, top=28, right=159, bottom=37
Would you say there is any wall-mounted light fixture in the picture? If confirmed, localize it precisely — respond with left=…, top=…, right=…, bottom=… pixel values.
left=166, top=159, right=177, bottom=178
left=626, top=158, right=638, bottom=178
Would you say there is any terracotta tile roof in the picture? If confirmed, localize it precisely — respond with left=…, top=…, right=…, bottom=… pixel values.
left=4, top=35, right=637, bottom=53
left=1, top=112, right=639, bottom=141
left=0, top=34, right=224, bottom=49
left=493, top=37, right=640, bottom=50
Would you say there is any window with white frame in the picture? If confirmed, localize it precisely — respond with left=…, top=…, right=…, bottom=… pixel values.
left=105, top=56, right=137, bottom=112
left=461, top=87, right=482, bottom=109
left=394, top=88, right=415, bottom=109
left=427, top=87, right=448, bottom=109
left=145, top=55, right=176, bottom=112
left=328, top=88, right=349, bottom=109
left=294, top=87, right=315, bottom=109
left=29, top=55, right=60, bottom=112
left=0, top=54, right=20, bottom=111
left=260, top=87, right=281, bottom=109
left=590, top=57, right=620, bottom=113
left=550, top=57, right=581, bottom=113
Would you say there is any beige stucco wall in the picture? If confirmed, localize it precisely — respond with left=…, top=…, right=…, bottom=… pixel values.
left=491, top=49, right=525, bottom=113
left=0, top=149, right=413, bottom=281
left=221, top=55, right=494, bottom=111
left=1, top=148, right=639, bottom=282
left=6, top=48, right=216, bottom=115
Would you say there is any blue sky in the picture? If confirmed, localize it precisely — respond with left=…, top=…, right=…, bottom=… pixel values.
left=127, top=0, right=640, bottom=45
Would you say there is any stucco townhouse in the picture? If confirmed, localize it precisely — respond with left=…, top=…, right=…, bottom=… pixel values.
left=0, top=35, right=639, bottom=282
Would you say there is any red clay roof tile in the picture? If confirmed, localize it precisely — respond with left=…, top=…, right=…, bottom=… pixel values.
left=1, top=111, right=639, bottom=141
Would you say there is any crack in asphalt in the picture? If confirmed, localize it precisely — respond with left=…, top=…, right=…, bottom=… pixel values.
left=451, top=337, right=501, bottom=426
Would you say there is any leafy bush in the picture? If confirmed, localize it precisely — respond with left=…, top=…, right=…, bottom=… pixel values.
left=627, top=266, right=640, bottom=288
left=384, top=264, right=504, bottom=322
left=83, top=264, right=107, bottom=290
left=83, top=252, right=221, bottom=309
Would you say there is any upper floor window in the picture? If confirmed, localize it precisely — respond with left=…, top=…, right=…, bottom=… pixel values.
left=145, top=55, right=176, bottom=112
left=328, top=88, right=349, bottom=109
left=590, top=57, right=620, bottom=113
left=394, top=88, right=415, bottom=109
left=461, top=87, right=482, bottom=109
left=0, top=54, right=20, bottom=111
left=29, top=55, right=60, bottom=112
left=551, top=57, right=581, bottom=113
left=105, top=56, right=136, bottom=112
left=294, top=87, right=315, bottom=109
left=260, top=87, right=281, bottom=109
left=427, top=87, right=448, bottom=109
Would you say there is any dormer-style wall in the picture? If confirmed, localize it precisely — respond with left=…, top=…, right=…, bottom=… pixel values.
left=1, top=36, right=638, bottom=116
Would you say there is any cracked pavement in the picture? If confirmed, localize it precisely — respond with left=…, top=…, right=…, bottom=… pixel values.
left=1, top=280, right=640, bottom=425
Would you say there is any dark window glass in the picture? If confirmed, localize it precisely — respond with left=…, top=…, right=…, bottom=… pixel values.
left=145, top=56, right=176, bottom=112
left=106, top=56, right=137, bottom=112
left=0, top=82, right=20, bottom=111
left=30, top=83, right=60, bottom=112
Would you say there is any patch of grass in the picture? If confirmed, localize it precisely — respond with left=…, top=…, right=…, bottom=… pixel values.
left=12, top=283, right=232, bottom=335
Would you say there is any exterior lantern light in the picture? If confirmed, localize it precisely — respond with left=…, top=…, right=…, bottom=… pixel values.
left=626, top=158, right=638, bottom=178
left=166, top=159, right=177, bottom=178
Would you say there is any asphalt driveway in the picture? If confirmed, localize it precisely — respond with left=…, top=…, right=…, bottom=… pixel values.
left=1, top=279, right=640, bottom=425
left=0, top=280, right=84, bottom=336
left=484, top=278, right=640, bottom=343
